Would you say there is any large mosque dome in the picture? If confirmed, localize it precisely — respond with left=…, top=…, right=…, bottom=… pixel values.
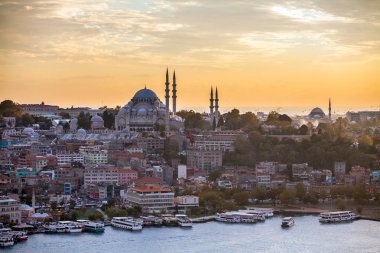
left=131, top=88, right=159, bottom=105
left=133, top=88, right=158, bottom=99
left=309, top=107, right=326, bottom=119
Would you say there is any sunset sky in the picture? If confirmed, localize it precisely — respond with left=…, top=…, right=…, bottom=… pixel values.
left=0, top=0, right=379, bottom=114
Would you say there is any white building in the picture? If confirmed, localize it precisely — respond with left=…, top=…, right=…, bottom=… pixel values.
left=0, top=196, right=21, bottom=224
left=177, top=164, right=187, bottom=179
left=56, top=153, right=85, bottom=166
left=84, top=166, right=118, bottom=187
left=126, top=185, right=174, bottom=214
left=82, top=150, right=108, bottom=165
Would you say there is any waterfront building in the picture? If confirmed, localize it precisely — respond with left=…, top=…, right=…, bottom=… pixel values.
left=175, top=195, right=199, bottom=214
left=126, top=185, right=174, bottom=214
left=0, top=196, right=21, bottom=224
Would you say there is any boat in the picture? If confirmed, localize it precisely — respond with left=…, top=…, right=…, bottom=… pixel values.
left=161, top=215, right=178, bottom=227
left=0, top=235, right=14, bottom=247
left=175, top=214, right=193, bottom=227
left=58, top=221, right=83, bottom=233
left=111, top=217, right=143, bottom=231
left=216, top=211, right=259, bottom=223
left=281, top=217, right=295, bottom=228
left=81, top=221, right=105, bottom=233
left=14, top=231, right=28, bottom=241
left=319, top=211, right=359, bottom=224
left=141, top=216, right=163, bottom=227
left=246, top=208, right=274, bottom=218
left=43, top=224, right=67, bottom=233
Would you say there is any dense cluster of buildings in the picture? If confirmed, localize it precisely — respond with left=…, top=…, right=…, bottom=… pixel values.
left=0, top=69, right=379, bottom=224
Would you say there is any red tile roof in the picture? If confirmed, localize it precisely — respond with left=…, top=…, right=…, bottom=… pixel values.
left=131, top=185, right=172, bottom=193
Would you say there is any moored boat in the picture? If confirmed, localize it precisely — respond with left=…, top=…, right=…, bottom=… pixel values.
left=111, top=217, right=143, bottom=231
left=175, top=214, right=193, bottom=227
left=319, top=211, right=359, bottom=224
left=0, top=235, right=14, bottom=247
left=281, top=217, right=295, bottom=228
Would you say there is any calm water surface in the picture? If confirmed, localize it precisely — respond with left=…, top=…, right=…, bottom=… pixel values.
left=4, top=216, right=380, bottom=253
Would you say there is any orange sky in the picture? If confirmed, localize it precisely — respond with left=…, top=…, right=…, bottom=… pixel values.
left=1, top=1, right=379, bottom=113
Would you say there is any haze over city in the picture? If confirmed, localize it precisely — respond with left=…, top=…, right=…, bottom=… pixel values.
left=1, top=0, right=380, bottom=111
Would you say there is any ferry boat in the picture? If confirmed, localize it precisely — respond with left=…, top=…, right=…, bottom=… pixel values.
left=141, top=216, right=163, bottom=227
left=77, top=220, right=105, bottom=233
left=247, top=208, right=274, bottom=218
left=281, top=217, right=295, bottom=228
left=43, top=224, right=67, bottom=233
left=0, top=235, right=14, bottom=247
left=216, top=211, right=259, bottom=223
left=319, top=211, right=359, bottom=223
left=111, top=217, right=143, bottom=231
left=175, top=214, right=193, bottom=227
left=59, top=221, right=83, bottom=233
left=161, top=214, right=178, bottom=227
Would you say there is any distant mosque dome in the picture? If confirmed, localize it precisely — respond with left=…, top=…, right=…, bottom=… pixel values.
left=91, top=115, right=104, bottom=129
left=309, top=107, right=326, bottom=119
left=22, top=127, right=35, bottom=135
left=91, top=115, right=104, bottom=122
left=76, top=128, right=86, bottom=137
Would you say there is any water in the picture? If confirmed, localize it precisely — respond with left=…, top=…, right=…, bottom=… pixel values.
left=4, top=216, right=380, bottom=253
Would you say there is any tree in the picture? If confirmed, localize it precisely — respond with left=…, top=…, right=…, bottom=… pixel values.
left=18, top=113, right=35, bottom=127
left=279, top=189, right=296, bottom=205
left=299, top=125, right=309, bottom=135
left=335, top=198, right=346, bottom=210
left=233, top=191, right=250, bottom=206
left=295, top=183, right=306, bottom=201
left=208, top=170, right=221, bottom=181
left=77, top=111, right=91, bottom=129
left=59, top=112, right=71, bottom=119
left=224, top=109, right=241, bottom=130
left=102, top=109, right=115, bottom=129
left=0, top=100, right=23, bottom=117
left=51, top=201, right=58, bottom=210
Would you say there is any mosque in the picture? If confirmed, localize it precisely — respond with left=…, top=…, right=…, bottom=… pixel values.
left=115, top=69, right=178, bottom=133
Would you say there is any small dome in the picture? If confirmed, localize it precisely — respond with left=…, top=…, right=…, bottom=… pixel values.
left=309, top=107, right=326, bottom=118
left=137, top=108, right=147, bottom=115
left=77, top=128, right=86, bottom=136
left=22, top=127, right=35, bottom=135
left=91, top=115, right=104, bottom=122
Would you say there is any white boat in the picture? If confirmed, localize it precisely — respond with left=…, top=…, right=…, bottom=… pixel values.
left=43, top=224, right=67, bottom=233
left=0, top=235, right=14, bottom=247
left=59, top=221, right=83, bottom=233
left=111, top=217, right=143, bottom=231
left=216, top=211, right=258, bottom=223
left=319, top=211, right=359, bottom=223
left=175, top=214, right=193, bottom=227
left=77, top=220, right=105, bottom=233
left=247, top=208, right=274, bottom=218
left=281, top=217, right=295, bottom=228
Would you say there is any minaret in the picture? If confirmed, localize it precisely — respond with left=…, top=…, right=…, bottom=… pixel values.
left=215, top=86, right=219, bottom=125
left=165, top=68, right=170, bottom=112
left=328, top=98, right=331, bottom=120
left=165, top=68, right=170, bottom=136
left=209, top=86, right=214, bottom=115
left=172, top=70, right=177, bottom=114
